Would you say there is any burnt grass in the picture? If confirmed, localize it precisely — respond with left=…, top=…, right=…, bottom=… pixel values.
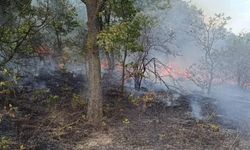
left=1, top=71, right=250, bottom=150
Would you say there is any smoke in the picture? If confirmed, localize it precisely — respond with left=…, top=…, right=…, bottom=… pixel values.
left=190, top=94, right=203, bottom=120
left=28, top=0, right=250, bottom=132
left=212, top=85, right=250, bottom=131
left=142, top=0, right=250, bottom=132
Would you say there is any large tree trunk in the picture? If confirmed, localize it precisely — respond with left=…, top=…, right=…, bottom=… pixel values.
left=85, top=0, right=103, bottom=126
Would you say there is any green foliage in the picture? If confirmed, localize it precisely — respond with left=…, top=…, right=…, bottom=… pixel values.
left=0, top=4, right=47, bottom=67
left=97, top=0, right=156, bottom=55
left=30, top=0, right=81, bottom=58
left=0, top=67, right=18, bottom=101
left=136, top=0, right=170, bottom=10
left=45, top=0, right=80, bottom=37
left=99, top=0, right=137, bottom=26
left=109, top=0, right=138, bottom=21
left=0, top=19, right=36, bottom=54
left=0, top=0, right=32, bottom=16
left=98, top=14, right=150, bottom=53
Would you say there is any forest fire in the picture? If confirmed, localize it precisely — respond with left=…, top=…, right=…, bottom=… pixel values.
left=1, top=0, right=250, bottom=149
left=158, top=64, right=191, bottom=80
left=35, top=44, right=52, bottom=57
left=101, top=58, right=191, bottom=81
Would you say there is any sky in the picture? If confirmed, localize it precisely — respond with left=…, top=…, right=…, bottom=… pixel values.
left=186, top=0, right=250, bottom=34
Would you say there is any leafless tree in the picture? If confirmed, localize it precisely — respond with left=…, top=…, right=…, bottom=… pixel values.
left=187, top=13, right=230, bottom=94
left=127, top=19, right=175, bottom=91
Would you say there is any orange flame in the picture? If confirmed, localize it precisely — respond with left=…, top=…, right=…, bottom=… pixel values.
left=159, top=64, right=191, bottom=80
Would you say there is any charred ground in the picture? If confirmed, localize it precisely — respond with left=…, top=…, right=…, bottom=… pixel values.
left=1, top=70, right=249, bottom=150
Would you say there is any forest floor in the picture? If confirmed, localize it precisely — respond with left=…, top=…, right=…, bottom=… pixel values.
left=1, top=71, right=250, bottom=150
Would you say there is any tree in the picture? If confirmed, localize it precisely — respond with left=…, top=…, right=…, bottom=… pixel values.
left=98, top=0, right=172, bottom=92
left=81, top=0, right=103, bottom=125
left=44, top=0, right=79, bottom=53
left=126, top=15, right=175, bottom=91
left=98, top=15, right=144, bottom=93
left=98, top=0, right=137, bottom=73
left=0, top=0, right=47, bottom=67
left=220, top=33, right=250, bottom=88
left=97, top=0, right=144, bottom=94
left=82, top=0, right=143, bottom=125
left=81, top=0, right=170, bottom=124
left=188, top=13, right=230, bottom=94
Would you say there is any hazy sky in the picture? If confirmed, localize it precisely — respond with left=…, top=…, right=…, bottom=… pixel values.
left=187, top=0, right=250, bottom=34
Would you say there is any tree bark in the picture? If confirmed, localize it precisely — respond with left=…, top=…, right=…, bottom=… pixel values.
left=133, top=64, right=142, bottom=91
left=85, top=0, right=103, bottom=126
left=56, top=31, right=62, bottom=52
left=121, top=49, right=127, bottom=94
left=134, top=75, right=141, bottom=91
